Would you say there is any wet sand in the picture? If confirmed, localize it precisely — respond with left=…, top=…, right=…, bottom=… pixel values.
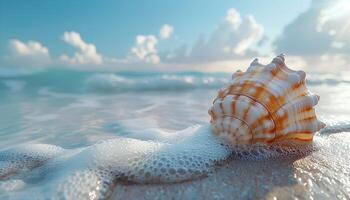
left=111, top=134, right=350, bottom=200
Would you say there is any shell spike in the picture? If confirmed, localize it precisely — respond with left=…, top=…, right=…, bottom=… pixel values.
left=315, top=94, right=320, bottom=101
left=278, top=53, right=286, bottom=58
left=251, top=58, right=259, bottom=65
left=247, top=58, right=263, bottom=71
left=297, top=70, right=306, bottom=82
left=272, top=54, right=286, bottom=67
left=232, top=70, right=243, bottom=78
left=319, top=121, right=326, bottom=129
left=277, top=53, right=285, bottom=62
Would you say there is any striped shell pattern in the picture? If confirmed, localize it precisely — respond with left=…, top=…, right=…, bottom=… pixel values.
left=208, top=54, right=325, bottom=146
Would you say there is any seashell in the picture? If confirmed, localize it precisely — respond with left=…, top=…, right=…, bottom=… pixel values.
left=208, top=54, right=325, bottom=146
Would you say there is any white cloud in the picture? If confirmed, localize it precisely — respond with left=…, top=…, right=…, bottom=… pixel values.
left=7, top=39, right=51, bottom=67
left=166, top=8, right=264, bottom=63
left=60, top=31, right=103, bottom=65
left=225, top=8, right=241, bottom=29
left=128, top=24, right=174, bottom=64
left=2, top=9, right=266, bottom=72
left=129, top=35, right=160, bottom=64
left=274, top=0, right=350, bottom=71
left=159, top=24, right=174, bottom=39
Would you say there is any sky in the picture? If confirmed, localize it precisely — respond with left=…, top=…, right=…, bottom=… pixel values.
left=0, top=0, right=349, bottom=73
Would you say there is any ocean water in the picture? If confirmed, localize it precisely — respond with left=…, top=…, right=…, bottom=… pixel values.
left=0, top=69, right=349, bottom=199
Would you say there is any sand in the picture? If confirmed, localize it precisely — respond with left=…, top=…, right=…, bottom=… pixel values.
left=111, top=134, right=350, bottom=200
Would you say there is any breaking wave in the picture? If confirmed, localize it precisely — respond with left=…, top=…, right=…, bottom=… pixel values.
left=85, top=73, right=228, bottom=92
left=0, top=69, right=349, bottom=94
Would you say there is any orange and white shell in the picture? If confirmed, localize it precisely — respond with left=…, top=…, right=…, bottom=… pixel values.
left=208, top=54, right=325, bottom=146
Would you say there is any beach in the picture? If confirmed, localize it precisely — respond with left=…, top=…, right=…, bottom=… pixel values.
left=112, top=132, right=350, bottom=200
left=0, top=70, right=349, bottom=199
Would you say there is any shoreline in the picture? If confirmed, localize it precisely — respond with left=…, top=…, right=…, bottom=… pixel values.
left=110, top=134, right=350, bottom=200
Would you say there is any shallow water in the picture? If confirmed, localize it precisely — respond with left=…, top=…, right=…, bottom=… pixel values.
left=0, top=70, right=349, bottom=199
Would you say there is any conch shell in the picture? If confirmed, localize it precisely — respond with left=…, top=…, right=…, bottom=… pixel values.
left=209, top=54, right=325, bottom=146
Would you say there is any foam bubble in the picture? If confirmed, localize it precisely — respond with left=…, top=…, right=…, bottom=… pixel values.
left=0, top=125, right=232, bottom=199
left=0, top=124, right=329, bottom=199
left=229, top=144, right=315, bottom=161
left=0, top=144, right=64, bottom=179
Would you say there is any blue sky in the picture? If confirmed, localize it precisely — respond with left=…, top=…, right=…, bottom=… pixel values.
left=1, top=0, right=349, bottom=72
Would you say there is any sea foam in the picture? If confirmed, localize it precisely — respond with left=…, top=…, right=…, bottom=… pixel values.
left=0, top=144, right=64, bottom=179
left=0, top=125, right=232, bottom=199
left=0, top=121, right=345, bottom=199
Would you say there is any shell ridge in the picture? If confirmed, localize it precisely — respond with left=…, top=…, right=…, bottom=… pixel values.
left=226, top=92, right=277, bottom=142
left=226, top=93, right=276, bottom=125
left=221, top=115, right=254, bottom=138
left=212, top=95, right=255, bottom=140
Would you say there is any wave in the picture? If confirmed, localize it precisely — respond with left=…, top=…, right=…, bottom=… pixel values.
left=0, top=69, right=349, bottom=93
left=85, top=73, right=228, bottom=92
left=82, top=72, right=350, bottom=93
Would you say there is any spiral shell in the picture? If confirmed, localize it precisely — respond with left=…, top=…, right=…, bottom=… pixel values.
left=208, top=54, right=325, bottom=146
